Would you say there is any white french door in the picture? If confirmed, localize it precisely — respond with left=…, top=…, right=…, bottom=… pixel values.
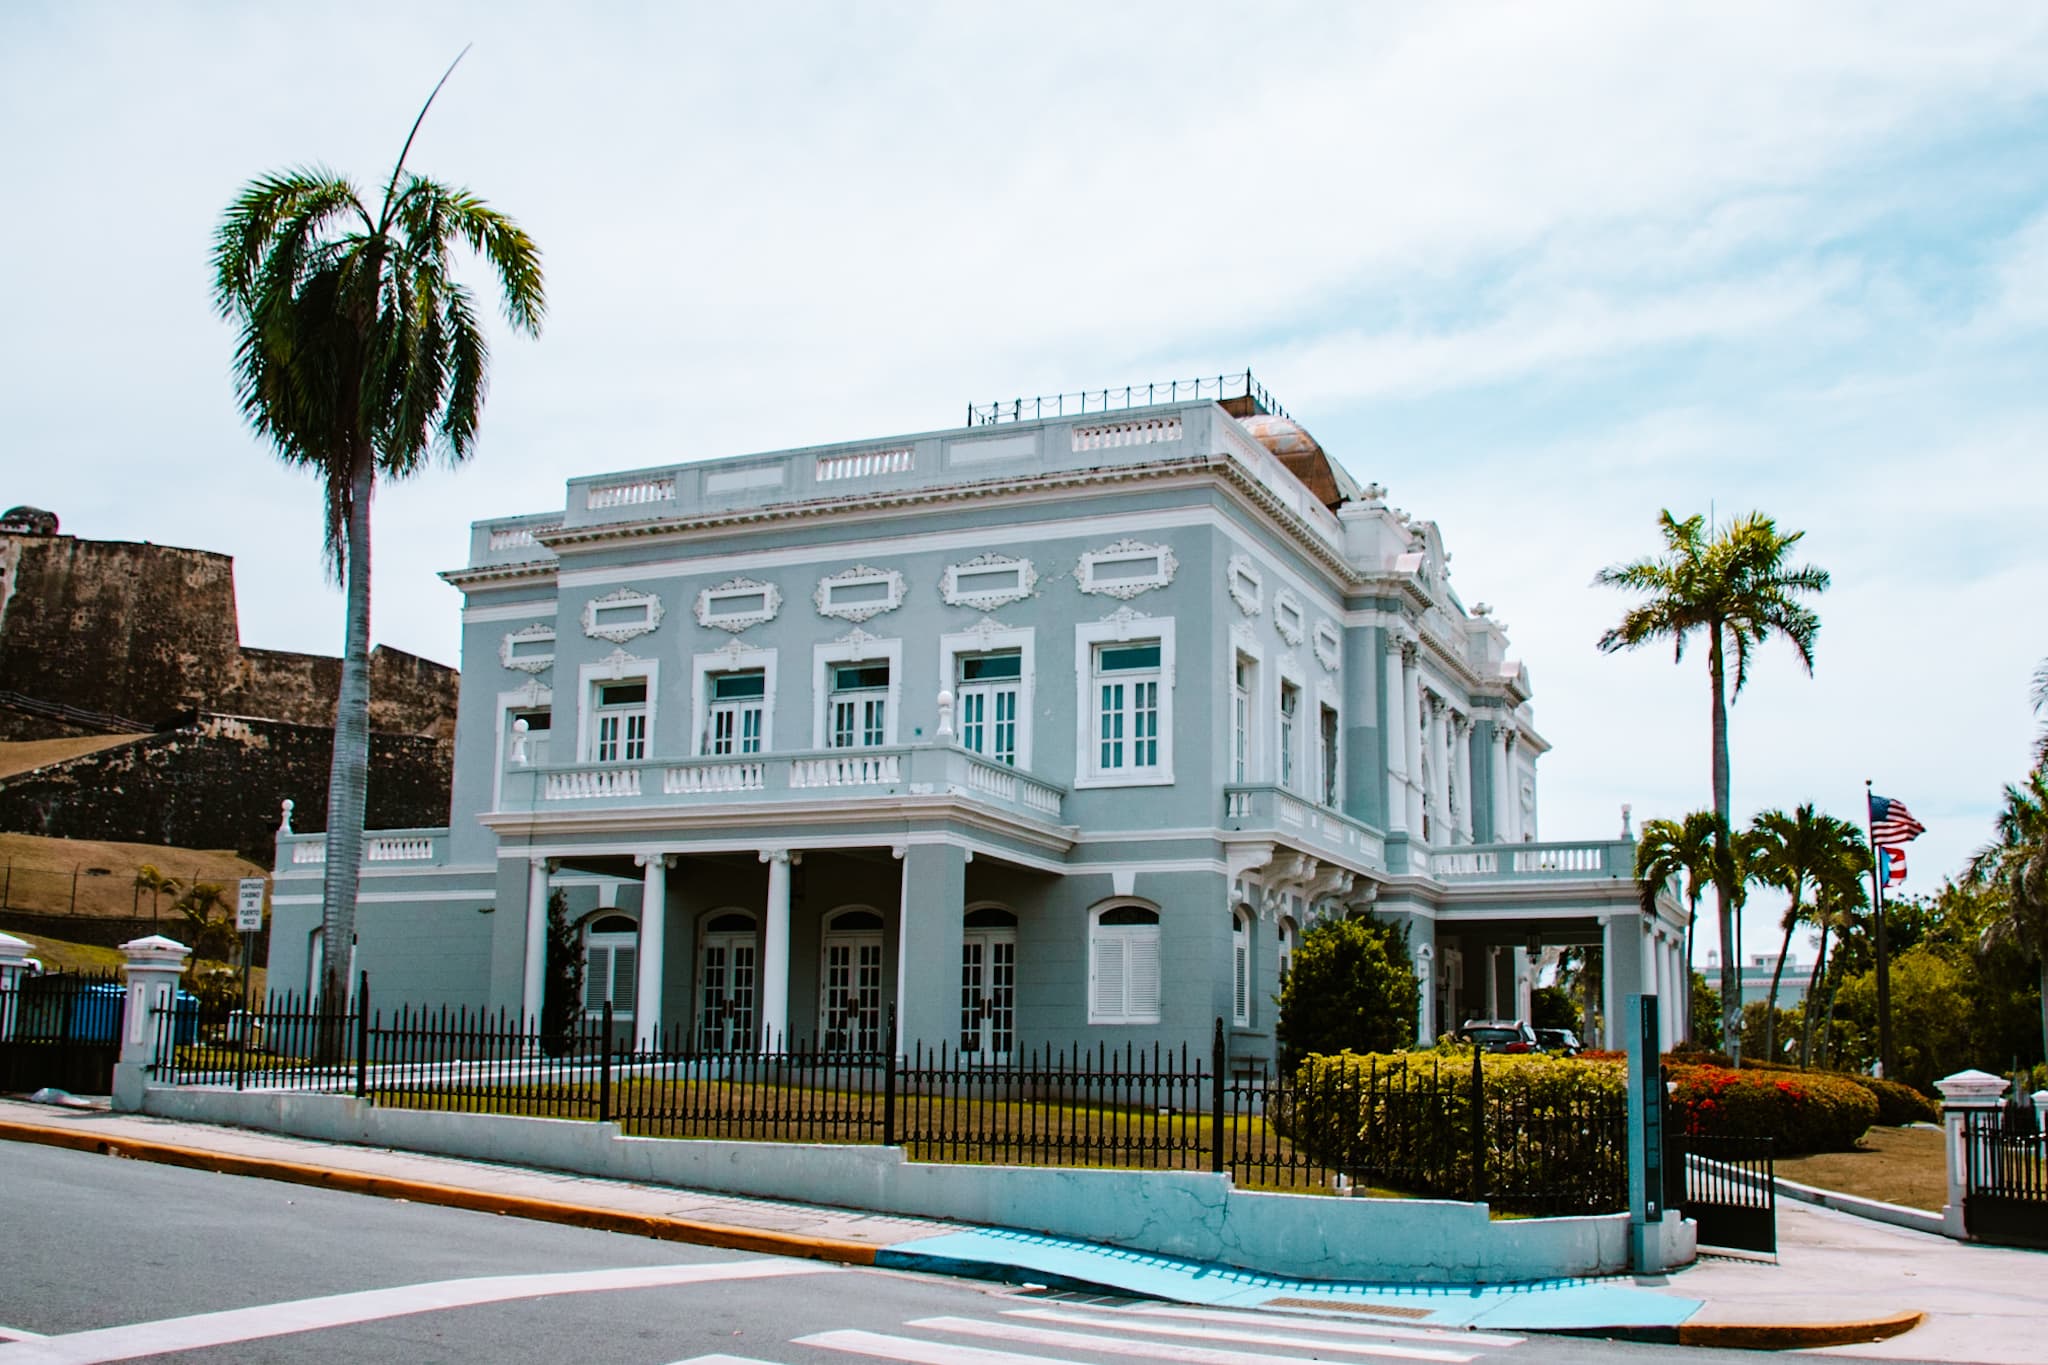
left=960, top=928, right=1017, bottom=1060
left=696, top=922, right=758, bottom=1051
left=820, top=933, right=884, bottom=1053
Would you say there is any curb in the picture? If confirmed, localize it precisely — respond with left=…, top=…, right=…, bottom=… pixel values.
left=1676, top=1311, right=1926, bottom=1350
left=0, top=1118, right=878, bottom=1268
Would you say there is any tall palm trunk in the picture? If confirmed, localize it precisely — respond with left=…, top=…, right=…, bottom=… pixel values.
left=1798, top=921, right=1829, bottom=1066
left=1709, top=629, right=1740, bottom=1063
left=317, top=454, right=375, bottom=1055
left=1683, top=898, right=1698, bottom=1041
left=2037, top=958, right=2047, bottom=1073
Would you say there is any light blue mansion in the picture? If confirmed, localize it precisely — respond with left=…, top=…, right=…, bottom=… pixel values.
left=267, top=377, right=1688, bottom=1063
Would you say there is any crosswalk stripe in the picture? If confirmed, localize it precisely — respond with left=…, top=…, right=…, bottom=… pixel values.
left=794, top=1328, right=1090, bottom=1365
left=907, top=1315, right=1479, bottom=1365
left=999, top=1307, right=1486, bottom=1359
left=1081, top=1304, right=1522, bottom=1348
left=664, top=1356, right=785, bottom=1364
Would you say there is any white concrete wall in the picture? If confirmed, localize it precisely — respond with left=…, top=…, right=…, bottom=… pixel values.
left=140, top=1085, right=1652, bottom=1285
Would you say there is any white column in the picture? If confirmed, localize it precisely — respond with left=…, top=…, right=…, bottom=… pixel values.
left=1601, top=915, right=1622, bottom=1049
left=1413, top=941, right=1435, bottom=1045
left=1402, top=644, right=1424, bottom=835
left=522, top=857, right=550, bottom=1026
left=1454, top=715, right=1474, bottom=845
left=1514, top=949, right=1534, bottom=1023
left=634, top=853, right=669, bottom=1048
left=759, top=849, right=794, bottom=1049
left=1492, top=729, right=1513, bottom=844
left=1427, top=695, right=1449, bottom=840
left=1383, top=635, right=1408, bottom=835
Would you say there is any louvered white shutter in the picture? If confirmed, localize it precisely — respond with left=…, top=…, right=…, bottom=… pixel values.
left=582, top=949, right=607, bottom=1013
left=613, top=945, right=638, bottom=1015
left=1091, top=933, right=1126, bottom=1020
left=1128, top=930, right=1161, bottom=1022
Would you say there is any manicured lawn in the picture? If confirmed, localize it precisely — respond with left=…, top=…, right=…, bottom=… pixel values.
left=1774, top=1123, right=1948, bottom=1211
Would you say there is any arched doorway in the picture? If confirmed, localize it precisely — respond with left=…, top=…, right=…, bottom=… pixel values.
left=696, top=910, right=758, bottom=1051
left=961, top=905, right=1017, bottom=1060
left=820, top=907, right=885, bottom=1052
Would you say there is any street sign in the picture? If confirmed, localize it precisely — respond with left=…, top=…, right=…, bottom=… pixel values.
left=236, top=878, right=266, bottom=933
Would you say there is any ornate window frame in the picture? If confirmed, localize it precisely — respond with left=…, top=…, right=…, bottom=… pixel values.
left=1226, top=554, right=1263, bottom=617
left=499, top=623, right=556, bottom=674
left=581, top=587, right=663, bottom=644
left=1313, top=620, right=1341, bottom=672
left=695, top=577, right=782, bottom=634
left=1075, top=538, right=1178, bottom=600
left=1272, top=589, right=1306, bottom=646
left=813, top=564, right=905, bottom=624
left=941, top=553, right=1037, bottom=611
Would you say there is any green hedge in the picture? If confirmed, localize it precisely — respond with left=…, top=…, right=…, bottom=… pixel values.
left=1285, top=1050, right=1626, bottom=1211
left=1666, top=1063, right=1877, bottom=1155
left=1842, top=1074, right=1938, bottom=1126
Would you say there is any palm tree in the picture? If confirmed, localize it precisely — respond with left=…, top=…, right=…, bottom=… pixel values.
left=1634, top=810, right=1717, bottom=1038
left=213, top=67, right=544, bottom=1022
left=1969, top=764, right=2048, bottom=1067
left=1597, top=511, right=1829, bottom=1064
left=1749, top=804, right=1864, bottom=1063
left=133, top=864, right=181, bottom=931
left=1799, top=841, right=1869, bottom=1066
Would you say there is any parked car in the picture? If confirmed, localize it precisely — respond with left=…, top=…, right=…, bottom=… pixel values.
left=1536, top=1027, right=1582, bottom=1055
left=1457, top=1019, right=1538, bottom=1054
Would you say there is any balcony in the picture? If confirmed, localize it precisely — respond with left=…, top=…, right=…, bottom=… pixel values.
left=496, top=743, right=1068, bottom=829
left=277, top=827, right=452, bottom=872
left=1420, top=838, right=1634, bottom=883
left=1222, top=785, right=1387, bottom=870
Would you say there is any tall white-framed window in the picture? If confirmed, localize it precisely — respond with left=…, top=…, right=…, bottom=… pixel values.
left=1278, top=680, right=1301, bottom=792
left=577, top=657, right=658, bottom=765
left=961, top=905, right=1018, bottom=1059
left=820, top=907, right=886, bottom=1053
left=696, top=910, right=758, bottom=1051
left=1232, top=654, right=1253, bottom=784
left=1074, top=616, right=1175, bottom=787
left=493, top=684, right=554, bottom=810
left=812, top=637, right=902, bottom=751
left=1231, top=907, right=1252, bottom=1027
left=956, top=651, right=1021, bottom=765
left=940, top=623, right=1035, bottom=769
left=582, top=913, right=639, bottom=1019
left=706, top=671, right=765, bottom=755
left=593, top=680, right=649, bottom=763
left=1319, top=702, right=1340, bottom=807
left=1089, top=902, right=1162, bottom=1025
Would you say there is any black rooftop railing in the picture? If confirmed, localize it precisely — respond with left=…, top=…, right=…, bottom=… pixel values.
left=966, top=369, right=1289, bottom=427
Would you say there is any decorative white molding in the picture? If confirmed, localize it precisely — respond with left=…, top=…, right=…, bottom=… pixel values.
left=1076, top=538, right=1177, bottom=600
left=814, top=564, right=906, bottom=624
left=499, top=623, right=556, bottom=674
left=513, top=676, right=551, bottom=709
left=1273, top=589, right=1305, bottom=646
left=1229, top=620, right=1257, bottom=651
left=1098, top=605, right=1154, bottom=643
left=1226, top=554, right=1263, bottom=617
left=816, top=447, right=913, bottom=481
left=593, top=647, right=646, bottom=681
left=695, top=577, right=782, bottom=634
left=1313, top=620, right=1341, bottom=672
left=1072, top=416, right=1183, bottom=451
left=831, top=625, right=884, bottom=661
left=585, top=476, right=674, bottom=510
left=964, top=615, right=1016, bottom=649
left=581, top=587, right=663, bottom=644
left=941, top=553, right=1038, bottom=611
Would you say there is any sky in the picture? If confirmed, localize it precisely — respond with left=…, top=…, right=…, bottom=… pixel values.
left=4, top=2, right=2045, bottom=972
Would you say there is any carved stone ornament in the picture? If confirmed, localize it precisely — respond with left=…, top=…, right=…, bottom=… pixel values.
left=1272, top=589, right=1305, bottom=646
left=499, top=623, right=556, bottom=674
left=581, top=587, right=663, bottom=644
left=1226, top=553, right=1263, bottom=617
left=813, top=564, right=906, bottom=624
left=1313, top=620, right=1340, bottom=672
left=595, top=647, right=644, bottom=680
left=833, top=625, right=885, bottom=662
left=1075, top=538, right=1178, bottom=600
left=941, top=553, right=1038, bottom=610
left=1097, top=605, right=1153, bottom=643
left=966, top=615, right=1015, bottom=649
left=514, top=677, right=552, bottom=709
left=694, top=577, right=782, bottom=634
left=1229, top=620, right=1257, bottom=652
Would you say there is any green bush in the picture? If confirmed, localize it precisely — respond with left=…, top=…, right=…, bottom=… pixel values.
left=1667, top=1063, right=1877, bottom=1155
left=1276, top=917, right=1419, bottom=1066
left=1843, top=1074, right=1938, bottom=1126
left=1285, top=1049, right=1626, bottom=1209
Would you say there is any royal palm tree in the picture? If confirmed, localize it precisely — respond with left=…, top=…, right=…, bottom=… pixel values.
left=213, top=68, right=544, bottom=1022
left=1969, top=764, right=2048, bottom=1067
left=1749, top=804, right=1864, bottom=1062
left=1799, top=842, right=1869, bottom=1066
left=1634, top=810, right=1718, bottom=1038
left=1597, top=511, right=1829, bottom=1064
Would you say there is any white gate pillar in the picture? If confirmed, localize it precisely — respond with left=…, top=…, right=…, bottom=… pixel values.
left=1935, top=1068, right=2010, bottom=1240
left=112, top=934, right=191, bottom=1111
left=0, top=932, right=29, bottom=1041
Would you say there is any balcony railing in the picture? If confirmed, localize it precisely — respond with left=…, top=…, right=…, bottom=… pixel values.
left=499, top=743, right=1066, bottom=826
left=278, top=828, right=451, bottom=871
left=1426, top=839, right=1633, bottom=882
left=1222, top=785, right=1386, bottom=869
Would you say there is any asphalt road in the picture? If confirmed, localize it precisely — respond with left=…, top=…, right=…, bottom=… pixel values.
left=0, top=1144, right=1930, bottom=1365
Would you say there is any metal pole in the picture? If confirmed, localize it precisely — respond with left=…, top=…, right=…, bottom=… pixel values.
left=1865, top=780, right=1893, bottom=1079
left=354, top=971, right=370, bottom=1099
left=1210, top=1017, right=1225, bottom=1175
left=1470, top=1044, right=1486, bottom=1202
left=600, top=999, right=613, bottom=1124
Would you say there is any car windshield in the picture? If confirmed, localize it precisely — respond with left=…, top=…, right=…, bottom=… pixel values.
left=1464, top=1028, right=1520, bottom=1044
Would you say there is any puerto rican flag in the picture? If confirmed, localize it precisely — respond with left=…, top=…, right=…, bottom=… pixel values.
left=1879, top=844, right=1907, bottom=886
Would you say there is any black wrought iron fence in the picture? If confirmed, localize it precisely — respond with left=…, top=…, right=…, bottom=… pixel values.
left=1962, top=1106, right=2048, bottom=1249
left=1, top=969, right=124, bottom=1094
left=147, top=981, right=1629, bottom=1216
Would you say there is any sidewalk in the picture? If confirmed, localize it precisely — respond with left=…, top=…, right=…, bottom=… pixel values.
left=3, top=1096, right=2029, bottom=1354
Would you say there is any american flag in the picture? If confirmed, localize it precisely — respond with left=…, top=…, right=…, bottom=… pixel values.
left=1879, top=845, right=1907, bottom=886
left=1869, top=793, right=1926, bottom=846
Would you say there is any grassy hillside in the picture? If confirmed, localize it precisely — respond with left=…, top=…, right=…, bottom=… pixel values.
left=0, top=832, right=267, bottom=918
left=11, top=930, right=269, bottom=998
left=0, top=735, right=143, bottom=780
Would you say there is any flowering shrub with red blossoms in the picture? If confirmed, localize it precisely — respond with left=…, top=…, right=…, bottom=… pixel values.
left=1665, top=1063, right=1877, bottom=1155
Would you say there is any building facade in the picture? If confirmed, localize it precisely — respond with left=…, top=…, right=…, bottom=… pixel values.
left=266, top=379, right=1688, bottom=1062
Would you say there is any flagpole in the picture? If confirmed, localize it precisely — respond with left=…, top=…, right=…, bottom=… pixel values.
left=1865, top=778, right=1893, bottom=1080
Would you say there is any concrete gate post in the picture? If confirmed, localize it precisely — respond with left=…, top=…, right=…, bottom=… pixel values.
left=1933, top=1068, right=2009, bottom=1240
left=0, top=931, right=31, bottom=1040
left=111, top=934, right=192, bottom=1112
